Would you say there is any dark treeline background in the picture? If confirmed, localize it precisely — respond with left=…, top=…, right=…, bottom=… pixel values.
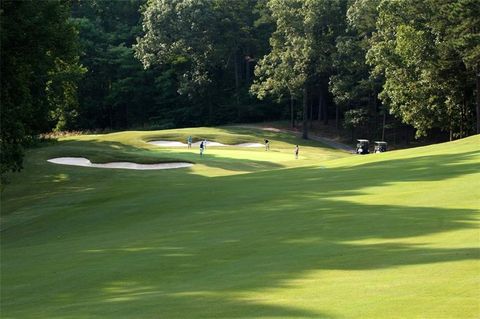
left=1, top=0, right=479, bottom=177
left=71, top=0, right=279, bottom=131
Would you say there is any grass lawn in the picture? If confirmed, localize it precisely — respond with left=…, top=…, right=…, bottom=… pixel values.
left=1, top=127, right=479, bottom=318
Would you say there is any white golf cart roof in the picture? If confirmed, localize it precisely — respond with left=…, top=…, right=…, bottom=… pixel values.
left=374, top=141, right=387, bottom=144
left=357, top=139, right=369, bottom=142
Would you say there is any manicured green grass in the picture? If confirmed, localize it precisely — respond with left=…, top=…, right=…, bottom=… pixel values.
left=1, top=127, right=479, bottom=318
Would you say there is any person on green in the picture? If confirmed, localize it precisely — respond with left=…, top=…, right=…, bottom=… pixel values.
left=264, top=139, right=270, bottom=151
left=295, top=145, right=299, bottom=159
left=199, top=141, right=204, bottom=156
left=187, top=136, right=192, bottom=149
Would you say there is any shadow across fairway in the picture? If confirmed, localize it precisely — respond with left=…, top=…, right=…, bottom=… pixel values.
left=67, top=203, right=478, bottom=318
left=2, top=148, right=479, bottom=318
left=233, top=150, right=480, bottom=188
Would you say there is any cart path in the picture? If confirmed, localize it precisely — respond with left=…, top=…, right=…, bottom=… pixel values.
left=232, top=125, right=355, bottom=153
left=302, top=132, right=354, bottom=152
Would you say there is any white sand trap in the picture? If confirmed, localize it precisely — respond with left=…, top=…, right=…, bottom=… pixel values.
left=148, top=141, right=187, bottom=147
left=148, top=141, right=227, bottom=147
left=191, top=141, right=226, bottom=147
left=149, top=140, right=263, bottom=147
left=47, top=157, right=193, bottom=170
left=235, top=143, right=264, bottom=147
left=261, top=127, right=281, bottom=132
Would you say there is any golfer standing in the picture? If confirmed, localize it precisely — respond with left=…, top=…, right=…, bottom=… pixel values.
left=264, top=139, right=270, bottom=151
left=200, top=141, right=204, bottom=156
left=295, top=145, right=299, bottom=159
left=187, top=136, right=192, bottom=149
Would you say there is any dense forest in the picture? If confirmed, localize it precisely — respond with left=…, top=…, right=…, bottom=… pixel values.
left=1, top=0, right=479, bottom=178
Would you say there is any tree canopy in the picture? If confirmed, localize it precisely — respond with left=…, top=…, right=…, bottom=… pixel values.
left=1, top=0, right=83, bottom=179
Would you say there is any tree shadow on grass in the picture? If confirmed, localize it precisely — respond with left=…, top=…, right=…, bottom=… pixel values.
left=84, top=150, right=478, bottom=317
left=233, top=150, right=480, bottom=188
left=2, top=148, right=479, bottom=318
left=49, top=202, right=478, bottom=319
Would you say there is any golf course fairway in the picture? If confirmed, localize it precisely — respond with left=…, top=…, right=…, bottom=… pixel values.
left=1, top=127, right=479, bottom=318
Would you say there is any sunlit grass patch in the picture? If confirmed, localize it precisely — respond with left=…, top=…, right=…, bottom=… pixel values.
left=1, top=129, right=479, bottom=318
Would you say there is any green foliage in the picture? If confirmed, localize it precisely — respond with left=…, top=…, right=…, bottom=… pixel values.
left=134, top=0, right=271, bottom=124
left=443, top=0, right=480, bottom=71
left=0, top=0, right=82, bottom=180
left=251, top=0, right=347, bottom=137
left=343, top=108, right=369, bottom=129
left=367, top=0, right=477, bottom=138
left=135, top=0, right=217, bottom=92
left=330, top=0, right=380, bottom=109
left=251, top=0, right=306, bottom=100
left=330, top=36, right=372, bottom=108
left=71, top=0, right=155, bottom=129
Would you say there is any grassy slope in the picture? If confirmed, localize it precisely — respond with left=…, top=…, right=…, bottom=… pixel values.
left=1, top=128, right=479, bottom=319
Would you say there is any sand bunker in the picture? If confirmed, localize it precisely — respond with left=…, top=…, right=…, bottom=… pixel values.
left=235, top=143, right=264, bottom=147
left=192, top=141, right=226, bottom=147
left=148, top=141, right=186, bottom=147
left=149, top=141, right=264, bottom=147
left=47, top=157, right=193, bottom=170
left=261, top=127, right=281, bottom=132
left=148, top=141, right=226, bottom=147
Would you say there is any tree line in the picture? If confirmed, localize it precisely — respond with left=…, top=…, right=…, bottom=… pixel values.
left=1, top=0, right=479, bottom=178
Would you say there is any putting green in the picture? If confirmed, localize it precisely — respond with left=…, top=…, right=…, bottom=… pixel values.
left=1, top=127, right=479, bottom=319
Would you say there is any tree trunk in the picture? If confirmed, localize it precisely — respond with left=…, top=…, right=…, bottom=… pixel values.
left=245, top=60, right=250, bottom=83
left=125, top=104, right=128, bottom=128
left=373, top=86, right=379, bottom=138
left=461, top=83, right=467, bottom=138
left=382, top=110, right=386, bottom=141
left=108, top=78, right=113, bottom=128
left=208, top=89, right=213, bottom=124
left=323, top=94, right=328, bottom=125
left=302, top=87, right=308, bottom=139
left=234, top=51, right=240, bottom=106
left=476, top=65, right=479, bottom=134
left=109, top=105, right=113, bottom=129
left=309, top=98, right=314, bottom=129
left=335, top=104, right=339, bottom=130
left=318, top=90, right=323, bottom=121
left=290, top=93, right=295, bottom=128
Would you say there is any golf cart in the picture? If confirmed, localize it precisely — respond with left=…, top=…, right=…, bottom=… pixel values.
left=374, top=141, right=387, bottom=153
left=356, top=139, right=369, bottom=155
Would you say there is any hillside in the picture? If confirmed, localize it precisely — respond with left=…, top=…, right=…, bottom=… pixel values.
left=1, top=129, right=479, bottom=318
